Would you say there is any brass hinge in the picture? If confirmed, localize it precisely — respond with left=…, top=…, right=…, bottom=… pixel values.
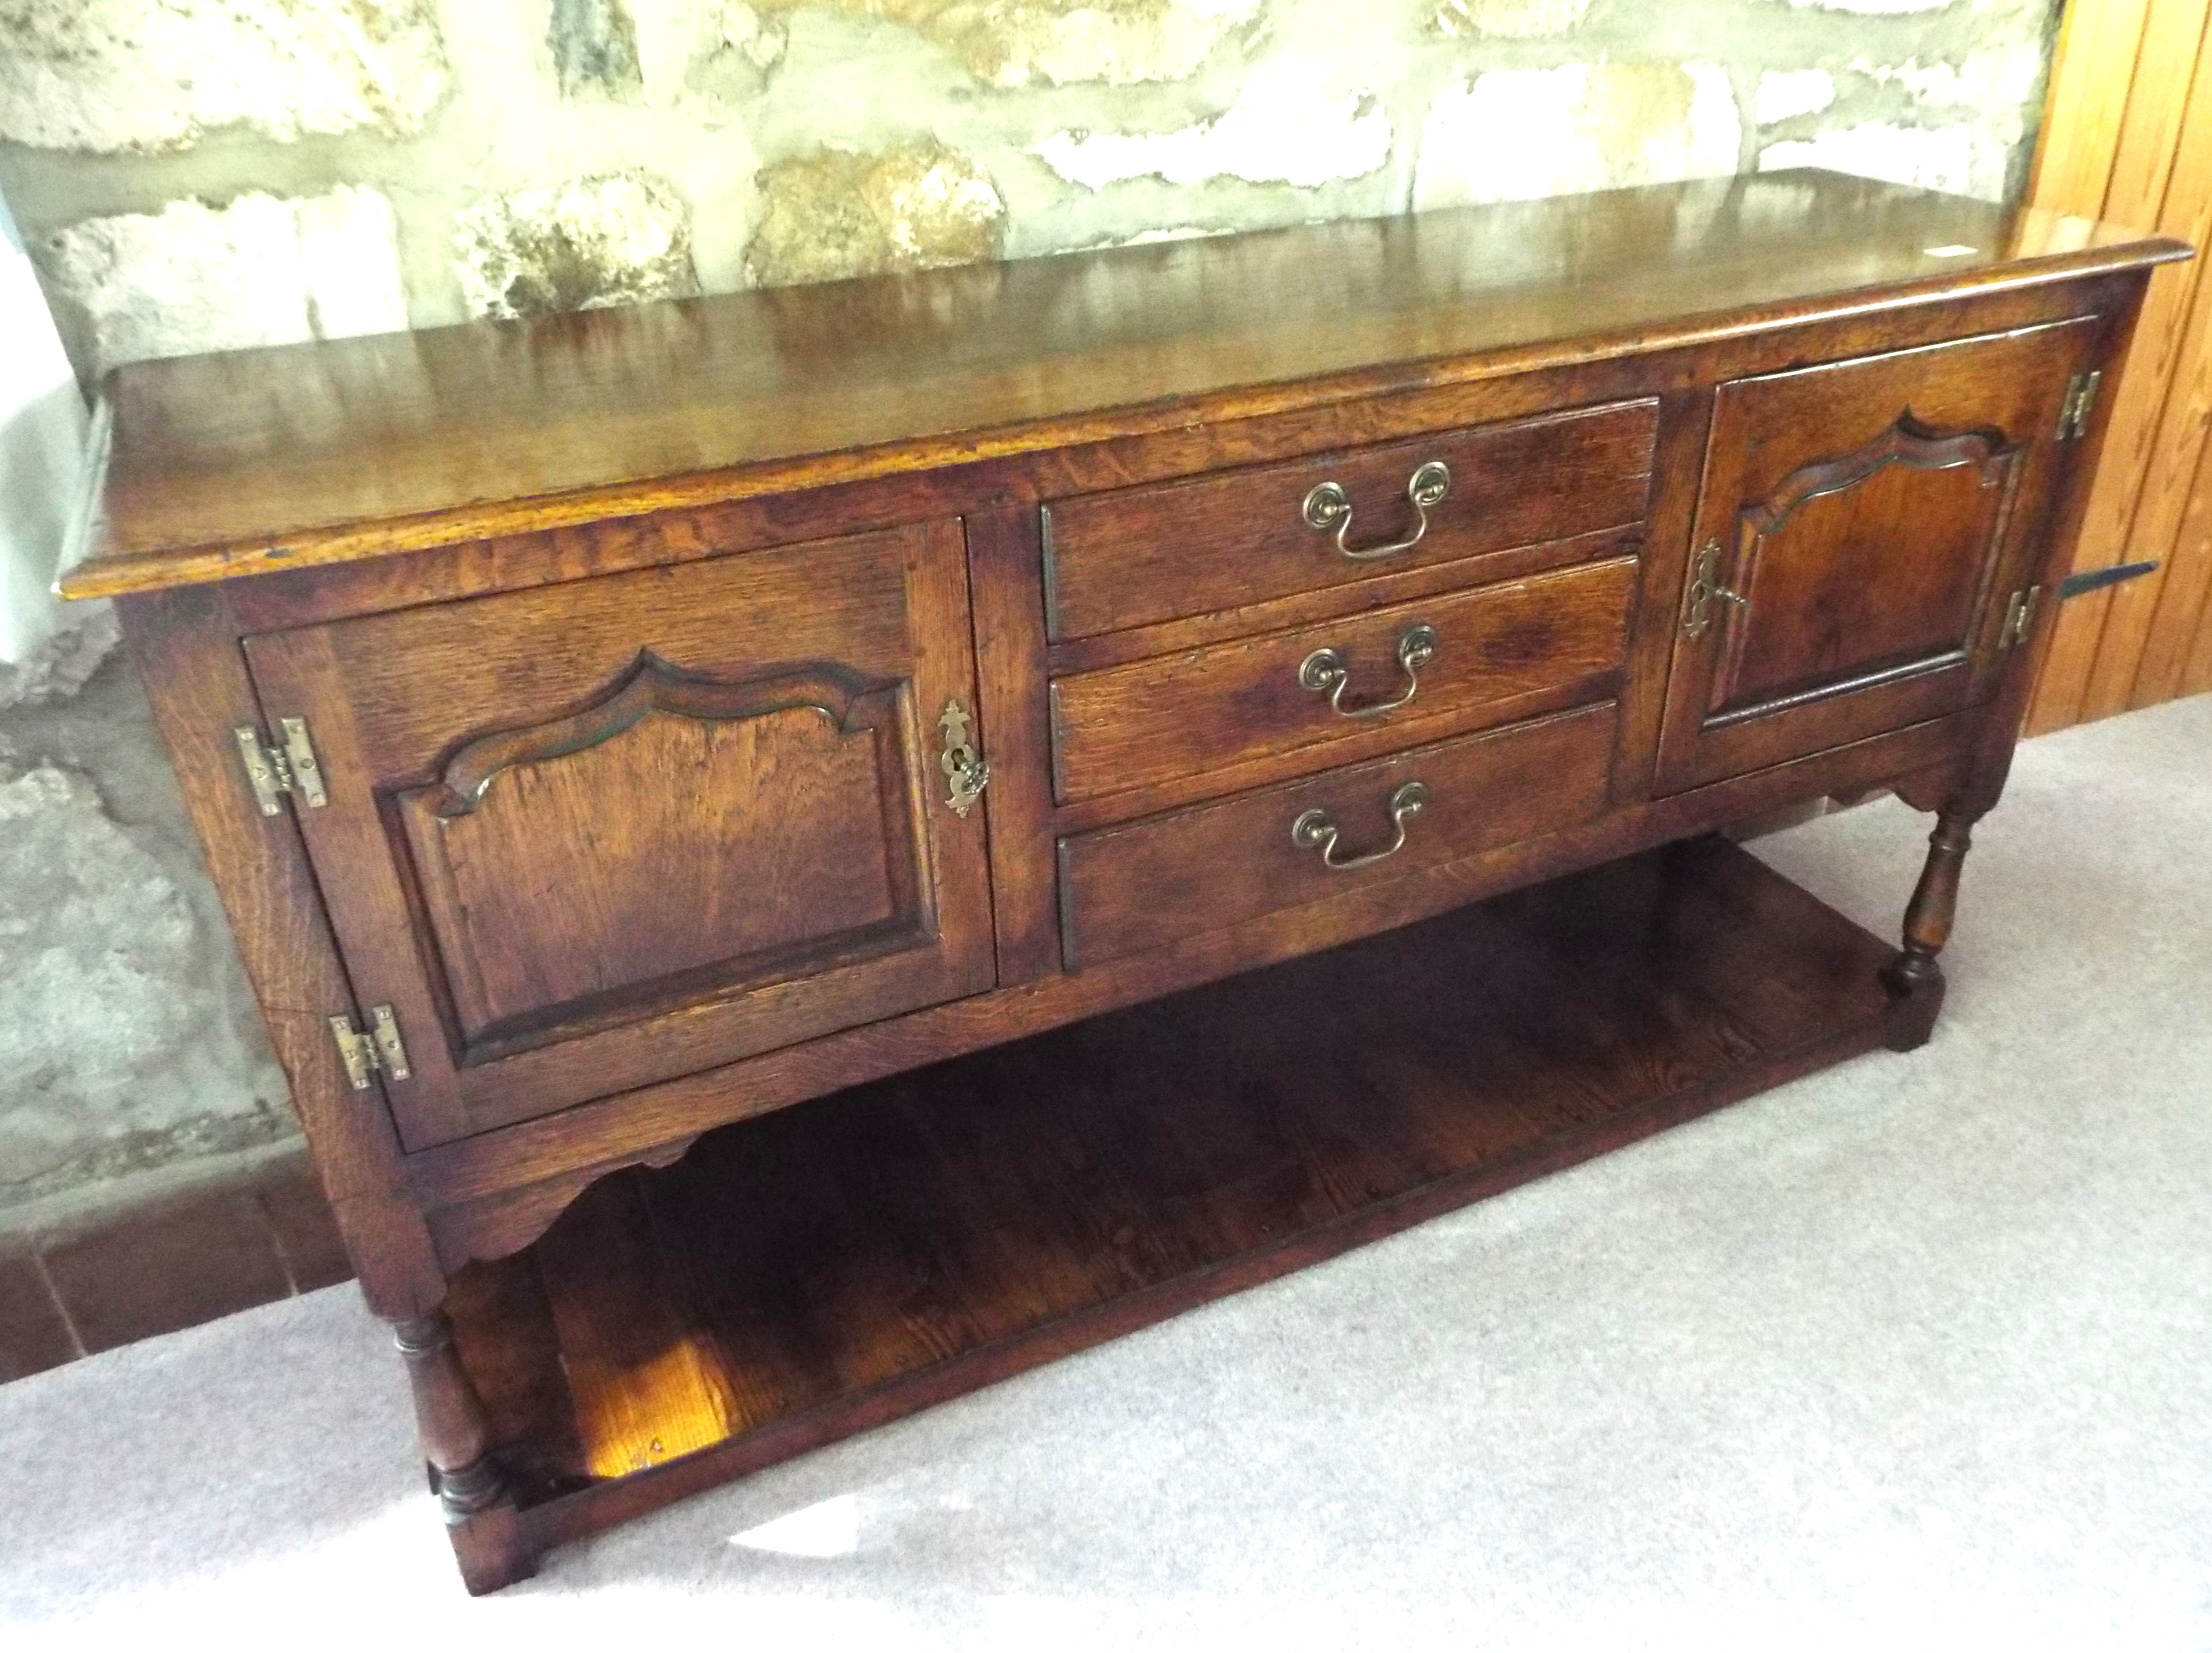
left=1999, top=586, right=2042, bottom=650
left=2058, top=370, right=2102, bottom=442
left=328, top=1005, right=412, bottom=1090
left=232, top=717, right=330, bottom=816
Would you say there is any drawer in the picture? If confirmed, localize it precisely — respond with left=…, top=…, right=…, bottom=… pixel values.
left=1042, top=398, right=1658, bottom=640
left=1058, top=702, right=1617, bottom=968
left=1050, top=556, right=1634, bottom=804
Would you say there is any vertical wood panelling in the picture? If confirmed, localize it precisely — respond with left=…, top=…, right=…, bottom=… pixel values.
left=2027, top=0, right=2156, bottom=210
left=2026, top=0, right=2212, bottom=730
left=2142, top=437, right=2212, bottom=696
left=2078, top=0, right=2212, bottom=720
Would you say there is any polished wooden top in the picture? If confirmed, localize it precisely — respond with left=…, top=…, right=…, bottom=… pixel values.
left=62, top=168, right=2189, bottom=600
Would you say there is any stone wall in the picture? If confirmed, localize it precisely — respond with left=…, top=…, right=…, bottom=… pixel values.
left=0, top=0, right=2061, bottom=1220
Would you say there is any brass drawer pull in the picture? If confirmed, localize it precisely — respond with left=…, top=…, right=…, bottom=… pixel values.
left=1298, top=623, right=1437, bottom=719
left=1302, top=460, right=1451, bottom=561
left=1291, top=780, right=1428, bottom=871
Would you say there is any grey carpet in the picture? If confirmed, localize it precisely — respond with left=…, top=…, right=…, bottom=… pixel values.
left=4, top=696, right=2208, bottom=1648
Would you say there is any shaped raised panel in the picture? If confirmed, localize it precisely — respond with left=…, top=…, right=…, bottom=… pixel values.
left=1654, top=318, right=2099, bottom=795
left=1704, top=417, right=2020, bottom=722
left=396, top=654, right=927, bottom=1062
left=242, top=516, right=994, bottom=1150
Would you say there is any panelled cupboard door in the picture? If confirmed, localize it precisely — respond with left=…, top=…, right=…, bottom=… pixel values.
left=242, top=518, right=994, bottom=1151
left=1654, top=318, right=2100, bottom=794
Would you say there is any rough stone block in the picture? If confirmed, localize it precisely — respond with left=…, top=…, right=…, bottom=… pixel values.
left=0, top=0, right=450, bottom=154
left=1432, top=0, right=1594, bottom=39
left=755, top=0, right=1260, bottom=88
left=630, top=0, right=788, bottom=106
left=0, top=607, right=118, bottom=712
left=42, top=186, right=410, bottom=374
left=1034, top=70, right=1391, bottom=189
left=0, top=758, right=286, bottom=1209
left=454, top=172, right=700, bottom=320
left=1416, top=62, right=1741, bottom=210
left=0, top=658, right=294, bottom=1214
left=550, top=0, right=646, bottom=100
left=747, top=140, right=1004, bottom=286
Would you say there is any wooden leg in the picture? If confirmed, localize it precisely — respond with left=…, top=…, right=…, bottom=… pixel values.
left=394, top=1310, right=540, bottom=1594
left=1880, top=806, right=1977, bottom=1051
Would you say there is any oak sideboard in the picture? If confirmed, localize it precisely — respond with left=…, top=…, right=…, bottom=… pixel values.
left=61, top=170, right=2186, bottom=1592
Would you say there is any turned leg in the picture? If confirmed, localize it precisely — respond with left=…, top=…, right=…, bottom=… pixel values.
left=1879, top=806, right=1978, bottom=1051
left=394, top=1309, right=536, bottom=1592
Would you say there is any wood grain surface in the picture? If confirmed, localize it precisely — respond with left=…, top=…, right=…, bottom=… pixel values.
left=1038, top=398, right=1655, bottom=641
left=446, top=836, right=1904, bottom=1512
left=62, top=171, right=2184, bottom=600
left=1056, top=702, right=1618, bottom=968
left=1654, top=318, right=2100, bottom=793
left=240, top=518, right=994, bottom=1148
left=1048, top=556, right=1634, bottom=806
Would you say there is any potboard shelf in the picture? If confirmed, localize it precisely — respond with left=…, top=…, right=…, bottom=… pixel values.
left=446, top=835, right=1910, bottom=1546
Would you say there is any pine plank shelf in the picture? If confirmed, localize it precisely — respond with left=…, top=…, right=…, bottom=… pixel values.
left=446, top=835, right=1909, bottom=1550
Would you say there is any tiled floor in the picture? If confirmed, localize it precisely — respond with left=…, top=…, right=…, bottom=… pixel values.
left=0, top=1148, right=352, bottom=1381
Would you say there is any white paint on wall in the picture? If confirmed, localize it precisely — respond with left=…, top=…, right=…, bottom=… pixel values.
left=1760, top=121, right=1983, bottom=200
left=44, top=186, right=410, bottom=374
left=1414, top=62, right=1742, bottom=210
left=1756, top=68, right=1838, bottom=125
left=0, top=194, right=90, bottom=692
left=1784, top=0, right=1950, bottom=13
left=0, top=0, right=451, bottom=154
left=1033, top=70, right=1392, bottom=189
left=976, top=0, right=1266, bottom=88
left=1854, top=46, right=2046, bottom=112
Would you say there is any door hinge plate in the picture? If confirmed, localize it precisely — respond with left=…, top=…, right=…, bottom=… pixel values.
left=329, top=1004, right=412, bottom=1090
left=234, top=717, right=329, bottom=815
left=2058, top=370, right=2102, bottom=442
left=2000, top=586, right=2042, bottom=650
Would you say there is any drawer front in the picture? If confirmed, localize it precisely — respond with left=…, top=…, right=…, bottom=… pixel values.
left=1058, top=702, right=1616, bottom=968
left=1042, top=398, right=1659, bottom=640
left=242, top=517, right=994, bottom=1150
left=1050, top=556, right=1636, bottom=804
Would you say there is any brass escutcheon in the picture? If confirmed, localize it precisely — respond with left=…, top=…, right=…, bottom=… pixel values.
left=938, top=698, right=990, bottom=818
left=1682, top=537, right=1750, bottom=640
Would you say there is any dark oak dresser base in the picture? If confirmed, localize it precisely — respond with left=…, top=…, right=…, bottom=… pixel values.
left=60, top=172, right=2189, bottom=1592
left=440, top=836, right=1910, bottom=1592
